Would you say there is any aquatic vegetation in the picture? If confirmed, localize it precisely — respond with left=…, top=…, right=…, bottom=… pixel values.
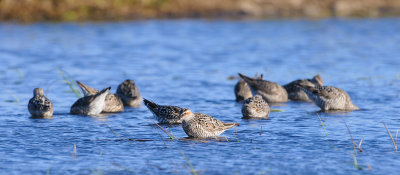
left=270, top=109, right=284, bottom=112
left=317, top=114, right=328, bottom=136
left=103, top=123, right=121, bottom=140
left=352, top=154, right=363, bottom=170
left=5, top=92, right=20, bottom=103
left=344, top=120, right=363, bottom=153
left=91, top=168, right=103, bottom=175
left=72, top=144, right=77, bottom=159
left=111, top=162, right=134, bottom=173
left=14, top=68, right=24, bottom=79
left=57, top=68, right=82, bottom=98
left=151, top=120, right=175, bottom=140
left=382, top=121, right=398, bottom=151
left=179, top=150, right=197, bottom=175
left=344, top=120, right=364, bottom=170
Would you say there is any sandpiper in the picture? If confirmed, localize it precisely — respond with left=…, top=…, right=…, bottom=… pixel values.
left=234, top=74, right=263, bottom=102
left=242, top=95, right=270, bottom=119
left=143, top=98, right=189, bottom=124
left=283, top=75, right=323, bottom=102
left=234, top=80, right=252, bottom=102
left=76, top=81, right=124, bottom=113
left=182, top=110, right=240, bottom=138
left=300, top=85, right=359, bottom=111
left=28, top=88, right=53, bottom=118
left=238, top=73, right=288, bottom=103
left=116, top=79, right=142, bottom=107
left=70, top=87, right=110, bottom=116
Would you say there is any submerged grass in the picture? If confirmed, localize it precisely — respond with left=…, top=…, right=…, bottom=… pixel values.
left=179, top=150, right=197, bottom=175
left=317, top=114, right=328, bottom=137
left=14, top=68, right=24, bottom=79
left=6, top=93, right=20, bottom=103
left=343, top=120, right=364, bottom=170
left=271, top=109, right=284, bottom=112
left=103, top=123, right=121, bottom=140
left=151, top=120, right=175, bottom=140
left=352, top=154, right=363, bottom=170
left=72, top=144, right=77, bottom=159
left=382, top=121, right=398, bottom=151
left=343, top=119, right=363, bottom=153
left=91, top=168, right=103, bottom=175
left=57, top=68, right=82, bottom=98
left=111, top=162, right=135, bottom=173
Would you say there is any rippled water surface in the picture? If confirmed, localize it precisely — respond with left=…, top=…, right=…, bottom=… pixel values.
left=1, top=19, right=400, bottom=174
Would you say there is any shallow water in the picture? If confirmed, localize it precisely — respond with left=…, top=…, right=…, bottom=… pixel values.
left=0, top=19, right=400, bottom=174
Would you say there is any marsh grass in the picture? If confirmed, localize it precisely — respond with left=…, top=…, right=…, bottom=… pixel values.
left=103, top=123, right=121, bottom=140
left=179, top=150, right=197, bottom=175
left=382, top=121, right=398, bottom=151
left=14, top=68, right=24, bottom=79
left=72, top=144, right=77, bottom=159
left=317, top=114, right=328, bottom=136
left=12, top=68, right=24, bottom=84
left=91, top=168, right=103, bottom=175
left=343, top=120, right=363, bottom=153
left=222, top=134, right=229, bottom=142
left=6, top=93, right=20, bottom=103
left=151, top=120, right=175, bottom=140
left=234, top=127, right=239, bottom=142
left=352, top=154, right=363, bottom=170
left=57, top=68, right=82, bottom=98
left=111, top=162, right=134, bottom=173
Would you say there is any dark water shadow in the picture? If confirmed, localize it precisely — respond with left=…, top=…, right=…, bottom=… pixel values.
left=29, top=116, right=54, bottom=119
left=178, top=136, right=230, bottom=143
left=312, top=108, right=363, bottom=115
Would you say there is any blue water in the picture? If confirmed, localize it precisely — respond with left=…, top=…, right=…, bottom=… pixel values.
left=0, top=19, right=400, bottom=174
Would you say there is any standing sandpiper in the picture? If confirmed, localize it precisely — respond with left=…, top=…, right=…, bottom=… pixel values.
left=242, top=95, right=270, bottom=119
left=28, top=88, right=53, bottom=118
left=116, top=79, right=142, bottom=108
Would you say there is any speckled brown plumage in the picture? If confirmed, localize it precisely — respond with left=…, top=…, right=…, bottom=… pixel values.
left=116, top=79, right=142, bottom=107
left=239, top=73, right=288, bottom=103
left=28, top=88, right=53, bottom=118
left=70, top=87, right=110, bottom=116
left=234, top=74, right=263, bottom=102
left=283, top=75, right=322, bottom=102
left=242, top=95, right=270, bottom=119
left=300, top=85, right=359, bottom=111
left=234, top=80, right=252, bottom=102
left=143, top=98, right=189, bottom=124
left=76, top=81, right=124, bottom=113
left=182, top=111, right=239, bottom=138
